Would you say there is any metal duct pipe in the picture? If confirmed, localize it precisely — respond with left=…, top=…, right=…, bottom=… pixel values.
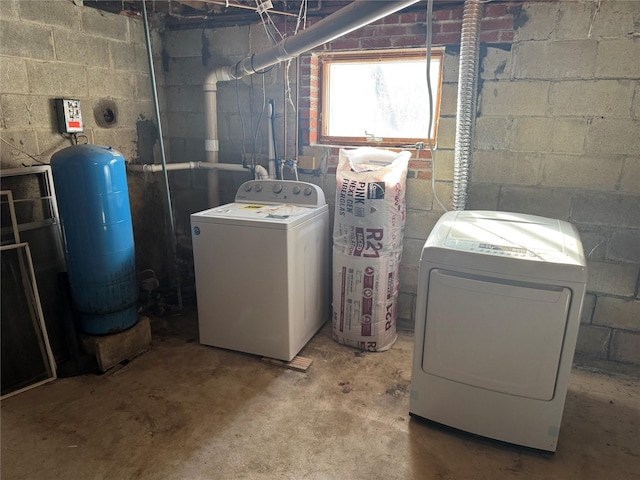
left=453, top=0, right=483, bottom=211
left=216, top=0, right=421, bottom=81
left=203, top=0, right=420, bottom=205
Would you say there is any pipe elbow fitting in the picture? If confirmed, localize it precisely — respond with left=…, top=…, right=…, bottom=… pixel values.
left=204, top=67, right=234, bottom=90
left=254, top=165, right=269, bottom=180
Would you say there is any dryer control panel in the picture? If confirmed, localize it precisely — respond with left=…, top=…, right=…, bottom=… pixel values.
left=235, top=180, right=325, bottom=207
left=429, top=210, right=586, bottom=267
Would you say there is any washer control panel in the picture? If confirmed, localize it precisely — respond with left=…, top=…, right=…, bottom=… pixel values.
left=235, top=180, right=326, bottom=207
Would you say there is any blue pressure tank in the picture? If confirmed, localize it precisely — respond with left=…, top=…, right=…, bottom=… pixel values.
left=51, top=144, right=138, bottom=335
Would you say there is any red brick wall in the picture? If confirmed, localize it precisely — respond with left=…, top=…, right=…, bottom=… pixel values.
left=293, top=2, right=516, bottom=174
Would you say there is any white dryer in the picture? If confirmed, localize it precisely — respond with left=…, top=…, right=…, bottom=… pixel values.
left=409, top=210, right=587, bottom=452
left=191, top=180, right=329, bottom=362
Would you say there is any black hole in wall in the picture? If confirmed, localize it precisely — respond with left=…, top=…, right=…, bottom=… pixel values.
left=103, top=108, right=115, bottom=124
left=93, top=99, right=118, bottom=128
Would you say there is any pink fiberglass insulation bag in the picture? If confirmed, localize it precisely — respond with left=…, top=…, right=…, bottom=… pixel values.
left=332, top=147, right=410, bottom=351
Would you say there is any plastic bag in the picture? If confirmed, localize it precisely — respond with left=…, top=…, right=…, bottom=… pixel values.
left=332, top=147, right=410, bottom=351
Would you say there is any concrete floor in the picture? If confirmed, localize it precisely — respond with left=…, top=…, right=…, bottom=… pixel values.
left=2, top=310, right=639, bottom=480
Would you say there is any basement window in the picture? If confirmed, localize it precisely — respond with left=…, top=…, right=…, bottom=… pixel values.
left=316, top=48, right=443, bottom=148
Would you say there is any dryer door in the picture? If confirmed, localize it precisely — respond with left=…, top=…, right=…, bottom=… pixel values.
left=422, top=269, right=571, bottom=401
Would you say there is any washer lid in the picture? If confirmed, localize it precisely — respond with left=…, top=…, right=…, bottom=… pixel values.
left=191, top=202, right=325, bottom=229
left=426, top=210, right=586, bottom=267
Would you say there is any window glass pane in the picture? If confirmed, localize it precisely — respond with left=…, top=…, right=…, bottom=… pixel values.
left=326, top=57, right=441, bottom=140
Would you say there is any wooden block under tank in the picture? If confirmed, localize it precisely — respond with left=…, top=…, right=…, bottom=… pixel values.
left=80, top=316, right=152, bottom=372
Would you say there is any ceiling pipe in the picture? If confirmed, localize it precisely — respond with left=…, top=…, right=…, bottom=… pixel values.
left=216, top=0, right=421, bottom=81
left=203, top=0, right=421, bottom=206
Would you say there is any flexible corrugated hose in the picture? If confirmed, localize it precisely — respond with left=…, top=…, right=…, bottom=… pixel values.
left=453, top=0, right=483, bottom=211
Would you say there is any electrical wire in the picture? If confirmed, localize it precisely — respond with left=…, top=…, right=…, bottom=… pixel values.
left=240, top=1, right=309, bottom=173
left=235, top=63, right=248, bottom=163
left=426, top=0, right=448, bottom=212
left=256, top=1, right=285, bottom=45
left=245, top=1, right=309, bottom=169
left=296, top=0, right=308, bottom=32
left=75, top=134, right=90, bottom=145
left=284, top=60, right=296, bottom=114
left=250, top=2, right=284, bottom=169
left=62, top=133, right=77, bottom=145
left=257, top=13, right=280, bottom=45
left=251, top=72, right=268, bottom=170
left=284, top=0, right=307, bottom=114
left=282, top=0, right=308, bottom=158
left=236, top=41, right=274, bottom=173
left=250, top=53, right=276, bottom=75
left=0, top=137, right=47, bottom=165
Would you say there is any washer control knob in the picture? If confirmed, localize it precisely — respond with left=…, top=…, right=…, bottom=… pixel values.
left=254, top=183, right=263, bottom=192
left=303, top=186, right=313, bottom=196
left=292, top=185, right=301, bottom=194
left=272, top=183, right=283, bottom=194
left=243, top=183, right=252, bottom=192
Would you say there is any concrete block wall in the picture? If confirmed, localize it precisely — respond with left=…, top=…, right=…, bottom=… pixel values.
left=7, top=1, right=635, bottom=370
left=0, top=0, right=169, bottom=284
left=297, top=1, right=639, bottom=367
left=295, top=4, right=515, bottom=332
left=159, top=9, right=480, bottom=322
left=468, top=1, right=640, bottom=366
left=160, top=22, right=300, bottom=250
left=0, top=0, right=157, bottom=164
left=158, top=1, right=638, bottom=370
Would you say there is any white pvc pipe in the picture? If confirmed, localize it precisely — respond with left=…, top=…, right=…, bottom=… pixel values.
left=268, top=102, right=276, bottom=179
left=254, top=165, right=269, bottom=180
left=127, top=162, right=249, bottom=173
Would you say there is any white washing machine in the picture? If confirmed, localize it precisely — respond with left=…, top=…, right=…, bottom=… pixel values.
left=191, top=180, right=329, bottom=362
left=409, top=210, right=587, bottom=452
